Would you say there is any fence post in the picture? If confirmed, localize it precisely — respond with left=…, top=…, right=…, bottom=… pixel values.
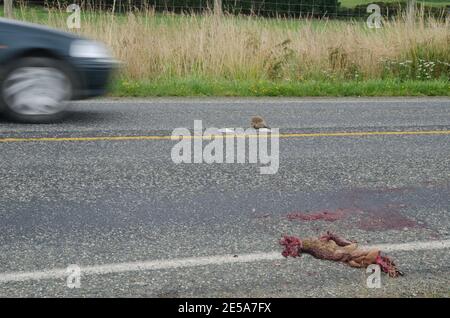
left=4, top=0, right=14, bottom=19
left=214, top=0, right=223, bottom=15
left=406, top=0, right=416, bottom=23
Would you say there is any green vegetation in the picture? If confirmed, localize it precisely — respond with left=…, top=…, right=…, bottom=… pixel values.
left=340, top=0, right=449, bottom=8
left=112, top=78, right=450, bottom=96
left=2, top=4, right=449, bottom=97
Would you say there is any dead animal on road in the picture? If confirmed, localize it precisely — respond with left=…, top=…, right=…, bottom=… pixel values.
left=251, top=116, right=270, bottom=129
left=279, top=231, right=403, bottom=278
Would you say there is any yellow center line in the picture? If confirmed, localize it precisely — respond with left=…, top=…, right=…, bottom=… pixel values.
left=0, top=130, right=449, bottom=143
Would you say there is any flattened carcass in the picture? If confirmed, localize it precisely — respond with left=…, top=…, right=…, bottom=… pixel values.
left=279, top=231, right=403, bottom=278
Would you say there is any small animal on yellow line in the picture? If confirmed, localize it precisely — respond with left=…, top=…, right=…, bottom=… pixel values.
left=251, top=116, right=270, bottom=129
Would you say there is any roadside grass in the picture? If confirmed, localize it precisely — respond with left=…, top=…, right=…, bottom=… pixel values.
left=2, top=5, right=449, bottom=96
left=75, top=12, right=449, bottom=84
left=340, top=0, right=449, bottom=8
left=111, top=78, right=450, bottom=96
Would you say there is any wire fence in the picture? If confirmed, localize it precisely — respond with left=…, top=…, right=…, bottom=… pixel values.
left=9, top=0, right=450, bottom=19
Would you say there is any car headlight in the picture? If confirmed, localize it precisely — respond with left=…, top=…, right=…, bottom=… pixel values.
left=69, top=40, right=112, bottom=60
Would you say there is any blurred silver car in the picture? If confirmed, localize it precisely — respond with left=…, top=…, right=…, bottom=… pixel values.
left=0, top=18, right=118, bottom=123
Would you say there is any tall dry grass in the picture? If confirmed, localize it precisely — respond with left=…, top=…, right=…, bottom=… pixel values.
left=18, top=6, right=450, bottom=81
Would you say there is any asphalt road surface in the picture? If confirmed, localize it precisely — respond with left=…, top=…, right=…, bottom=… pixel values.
left=0, top=97, right=449, bottom=297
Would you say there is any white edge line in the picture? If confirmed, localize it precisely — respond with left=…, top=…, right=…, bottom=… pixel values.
left=76, top=97, right=450, bottom=105
left=370, top=240, right=450, bottom=252
left=1, top=239, right=450, bottom=283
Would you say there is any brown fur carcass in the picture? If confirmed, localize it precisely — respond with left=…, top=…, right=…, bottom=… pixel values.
left=279, top=231, right=403, bottom=278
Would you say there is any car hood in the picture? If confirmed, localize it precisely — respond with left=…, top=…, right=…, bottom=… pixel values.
left=0, top=17, right=81, bottom=40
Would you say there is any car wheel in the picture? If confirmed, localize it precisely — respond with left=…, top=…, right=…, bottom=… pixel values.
left=0, top=57, right=73, bottom=123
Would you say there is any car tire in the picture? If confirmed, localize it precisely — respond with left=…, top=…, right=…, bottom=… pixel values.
left=0, top=57, right=74, bottom=123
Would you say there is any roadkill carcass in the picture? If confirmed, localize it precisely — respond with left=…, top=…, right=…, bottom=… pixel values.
left=280, top=231, right=404, bottom=278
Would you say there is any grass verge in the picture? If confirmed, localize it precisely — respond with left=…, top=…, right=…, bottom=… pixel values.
left=111, top=78, right=450, bottom=97
left=3, top=5, right=449, bottom=97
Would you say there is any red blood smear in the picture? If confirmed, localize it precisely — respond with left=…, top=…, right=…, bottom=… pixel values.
left=279, top=235, right=302, bottom=258
left=287, top=208, right=358, bottom=222
left=376, top=254, right=402, bottom=278
left=358, top=204, right=421, bottom=231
